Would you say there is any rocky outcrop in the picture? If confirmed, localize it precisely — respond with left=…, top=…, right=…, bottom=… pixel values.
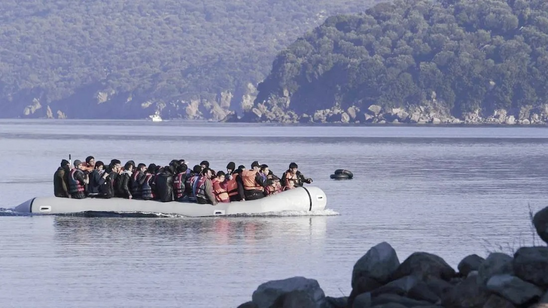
left=239, top=206, right=548, bottom=308
left=251, top=276, right=325, bottom=308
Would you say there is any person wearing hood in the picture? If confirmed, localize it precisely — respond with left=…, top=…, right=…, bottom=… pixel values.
left=68, top=160, right=89, bottom=199
left=116, top=162, right=133, bottom=199
left=54, top=159, right=71, bottom=198
left=156, top=165, right=175, bottom=202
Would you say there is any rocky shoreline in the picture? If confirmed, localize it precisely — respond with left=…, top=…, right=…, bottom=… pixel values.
left=224, top=103, right=548, bottom=126
left=237, top=207, right=548, bottom=308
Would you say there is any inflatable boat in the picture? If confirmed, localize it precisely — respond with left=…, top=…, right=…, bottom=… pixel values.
left=12, top=186, right=327, bottom=217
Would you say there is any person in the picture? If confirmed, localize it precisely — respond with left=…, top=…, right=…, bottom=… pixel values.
left=259, top=164, right=270, bottom=182
left=200, top=160, right=210, bottom=171
left=141, top=164, right=156, bottom=200
left=131, top=163, right=147, bottom=199
left=238, top=161, right=266, bottom=201
left=88, top=161, right=108, bottom=197
left=100, top=161, right=120, bottom=199
left=226, top=162, right=236, bottom=179
left=281, top=162, right=313, bottom=190
left=68, top=160, right=88, bottom=199
left=264, top=177, right=282, bottom=196
left=53, top=159, right=71, bottom=198
left=156, top=165, right=174, bottom=202
left=212, top=171, right=230, bottom=203
left=195, top=168, right=218, bottom=205
left=82, top=156, right=95, bottom=173
left=173, top=164, right=188, bottom=201
left=184, top=165, right=202, bottom=202
left=116, top=162, right=133, bottom=199
left=226, top=166, right=242, bottom=201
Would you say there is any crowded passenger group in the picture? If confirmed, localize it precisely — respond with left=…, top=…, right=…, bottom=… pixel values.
left=53, top=157, right=314, bottom=205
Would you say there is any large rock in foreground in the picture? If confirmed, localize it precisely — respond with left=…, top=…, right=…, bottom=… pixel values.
left=390, top=252, right=455, bottom=281
left=513, top=247, right=548, bottom=288
left=533, top=207, right=548, bottom=244
left=251, top=276, right=325, bottom=308
left=352, top=242, right=400, bottom=288
left=486, top=274, right=543, bottom=305
left=457, top=254, right=485, bottom=277
left=477, top=253, right=514, bottom=286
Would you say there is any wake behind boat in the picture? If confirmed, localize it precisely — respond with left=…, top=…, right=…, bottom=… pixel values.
left=12, top=186, right=327, bottom=217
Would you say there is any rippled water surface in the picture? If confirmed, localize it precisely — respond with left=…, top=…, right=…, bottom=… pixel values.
left=1, top=120, right=547, bottom=308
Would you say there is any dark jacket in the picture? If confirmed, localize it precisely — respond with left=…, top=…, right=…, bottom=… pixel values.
left=131, top=171, right=146, bottom=198
left=53, top=166, right=70, bottom=198
left=99, top=173, right=116, bottom=199
left=156, top=170, right=174, bottom=202
left=88, top=169, right=106, bottom=195
left=117, top=171, right=132, bottom=199
left=281, top=170, right=311, bottom=188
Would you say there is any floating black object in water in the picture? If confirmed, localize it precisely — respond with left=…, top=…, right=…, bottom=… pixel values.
left=330, top=169, right=353, bottom=180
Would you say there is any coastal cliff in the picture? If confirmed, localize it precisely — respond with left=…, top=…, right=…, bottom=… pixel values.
left=238, top=0, right=548, bottom=125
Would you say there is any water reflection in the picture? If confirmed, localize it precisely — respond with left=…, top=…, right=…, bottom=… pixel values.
left=52, top=216, right=328, bottom=254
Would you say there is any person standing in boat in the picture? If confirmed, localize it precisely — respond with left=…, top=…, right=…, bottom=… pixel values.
left=53, top=159, right=71, bottom=198
left=281, top=162, right=313, bottom=190
left=68, top=160, right=89, bottom=199
left=195, top=168, right=218, bottom=205
left=238, top=161, right=266, bottom=201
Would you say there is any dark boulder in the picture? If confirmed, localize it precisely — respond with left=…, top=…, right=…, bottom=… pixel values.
left=441, top=275, right=490, bottom=307
left=457, top=254, right=484, bottom=277
left=513, top=247, right=548, bottom=288
left=251, top=276, right=325, bottom=308
left=486, top=274, right=543, bottom=305
left=483, top=294, right=516, bottom=308
left=390, top=252, right=455, bottom=281
left=533, top=206, right=548, bottom=244
left=477, top=253, right=513, bottom=286
left=352, top=242, right=400, bottom=288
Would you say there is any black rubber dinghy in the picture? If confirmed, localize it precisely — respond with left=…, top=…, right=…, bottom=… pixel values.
left=330, top=169, right=353, bottom=180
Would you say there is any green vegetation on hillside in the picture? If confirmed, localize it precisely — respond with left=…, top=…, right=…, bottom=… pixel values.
left=0, top=0, right=378, bottom=117
left=256, top=0, right=548, bottom=116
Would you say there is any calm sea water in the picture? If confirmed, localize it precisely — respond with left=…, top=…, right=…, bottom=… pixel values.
left=1, top=120, right=547, bottom=308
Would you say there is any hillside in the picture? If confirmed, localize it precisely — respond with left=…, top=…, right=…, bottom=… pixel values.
left=0, top=0, right=380, bottom=119
left=250, top=0, right=548, bottom=124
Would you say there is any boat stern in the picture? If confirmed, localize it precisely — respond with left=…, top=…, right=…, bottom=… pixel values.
left=305, top=187, right=327, bottom=211
left=12, top=198, right=35, bottom=213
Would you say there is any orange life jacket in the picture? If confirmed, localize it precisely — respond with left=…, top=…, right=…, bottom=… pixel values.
left=226, top=174, right=239, bottom=197
left=283, top=172, right=298, bottom=190
left=241, top=170, right=263, bottom=191
left=212, top=179, right=230, bottom=202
